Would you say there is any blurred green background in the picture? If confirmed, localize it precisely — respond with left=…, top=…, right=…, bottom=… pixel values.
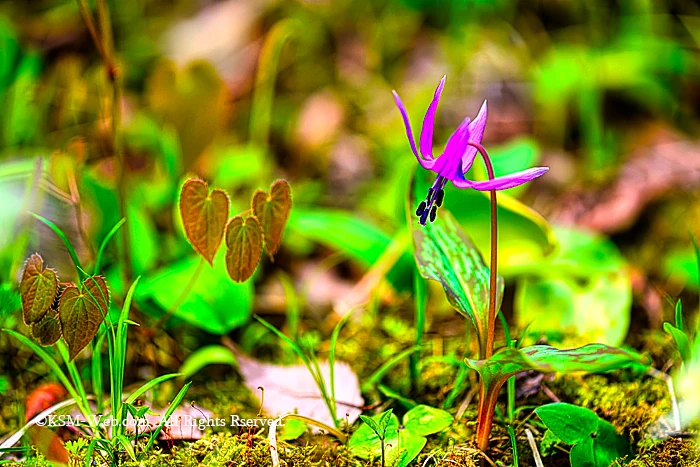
left=1, top=0, right=700, bottom=351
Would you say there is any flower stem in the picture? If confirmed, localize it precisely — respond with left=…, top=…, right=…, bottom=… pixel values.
left=468, top=140, right=499, bottom=451
left=468, top=140, right=498, bottom=360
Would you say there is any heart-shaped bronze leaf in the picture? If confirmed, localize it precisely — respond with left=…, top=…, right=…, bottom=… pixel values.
left=252, top=179, right=291, bottom=260
left=225, top=215, right=263, bottom=282
left=59, top=276, right=110, bottom=360
left=20, top=253, right=59, bottom=325
left=180, top=178, right=230, bottom=265
left=32, top=309, right=62, bottom=346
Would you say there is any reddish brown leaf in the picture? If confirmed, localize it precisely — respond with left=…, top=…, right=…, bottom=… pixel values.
left=32, top=310, right=62, bottom=346
left=59, top=276, right=110, bottom=360
left=225, top=215, right=263, bottom=282
left=179, top=178, right=230, bottom=265
left=25, top=383, right=69, bottom=464
left=20, top=254, right=59, bottom=325
left=252, top=179, right=291, bottom=260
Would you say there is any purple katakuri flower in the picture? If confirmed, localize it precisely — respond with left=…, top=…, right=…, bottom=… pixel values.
left=393, top=76, right=549, bottom=225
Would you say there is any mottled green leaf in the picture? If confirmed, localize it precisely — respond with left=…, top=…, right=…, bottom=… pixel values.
left=179, top=178, right=230, bottom=265
left=31, top=309, right=62, bottom=346
left=225, top=215, right=263, bottom=282
left=412, top=208, right=503, bottom=357
left=58, top=276, right=110, bottom=360
left=252, top=179, right=291, bottom=260
left=466, top=344, right=647, bottom=390
left=402, top=405, right=453, bottom=437
left=20, top=254, right=58, bottom=325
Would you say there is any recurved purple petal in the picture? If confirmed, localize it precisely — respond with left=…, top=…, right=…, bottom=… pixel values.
left=431, top=117, right=470, bottom=174
left=462, top=100, right=488, bottom=173
left=419, top=76, right=445, bottom=161
left=393, top=90, right=434, bottom=169
left=451, top=167, right=549, bottom=190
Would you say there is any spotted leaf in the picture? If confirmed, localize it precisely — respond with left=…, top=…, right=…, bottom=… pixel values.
left=225, top=216, right=263, bottom=282
left=59, top=276, right=110, bottom=360
left=252, top=179, right=291, bottom=260
left=20, top=254, right=59, bottom=325
left=179, top=178, right=230, bottom=265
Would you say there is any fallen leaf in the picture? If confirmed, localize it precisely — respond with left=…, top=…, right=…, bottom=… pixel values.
left=225, top=215, right=263, bottom=282
left=20, top=254, right=58, bottom=325
left=179, top=178, right=230, bottom=265
left=235, top=350, right=363, bottom=428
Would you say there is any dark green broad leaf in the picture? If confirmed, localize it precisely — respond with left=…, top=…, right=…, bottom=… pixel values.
left=59, top=276, right=110, bottom=360
left=466, top=344, right=647, bottom=389
left=225, top=215, right=263, bottom=282
left=31, top=309, right=62, bottom=346
left=537, top=403, right=632, bottom=467
left=20, top=254, right=58, bottom=325
left=136, top=253, right=252, bottom=334
left=252, top=179, right=292, bottom=260
left=411, top=207, right=503, bottom=357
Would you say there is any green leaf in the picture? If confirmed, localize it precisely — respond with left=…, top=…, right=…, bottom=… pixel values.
left=279, top=418, right=307, bottom=441
left=377, top=409, right=393, bottom=436
left=675, top=300, right=684, bottom=332
left=537, top=403, right=631, bottom=467
left=402, top=405, right=453, bottom=437
left=252, top=179, right=292, bottom=260
left=535, top=403, right=600, bottom=444
left=179, top=345, right=238, bottom=379
left=224, top=215, right=263, bottom=282
left=179, top=178, right=230, bottom=265
left=286, top=208, right=414, bottom=290
left=663, top=322, right=691, bottom=363
left=31, top=309, right=62, bottom=346
left=466, top=344, right=647, bottom=390
left=411, top=208, right=503, bottom=357
left=515, top=226, right=632, bottom=346
left=20, top=254, right=58, bottom=325
left=410, top=166, right=556, bottom=276
left=349, top=412, right=399, bottom=457
left=359, top=414, right=381, bottom=437
left=137, top=253, right=252, bottom=334
left=58, top=276, right=110, bottom=360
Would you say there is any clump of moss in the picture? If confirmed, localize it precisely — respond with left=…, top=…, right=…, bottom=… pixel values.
left=549, top=374, right=670, bottom=443
left=614, top=437, right=699, bottom=467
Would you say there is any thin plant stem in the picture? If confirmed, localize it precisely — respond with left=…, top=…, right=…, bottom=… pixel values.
left=467, top=140, right=498, bottom=359
left=467, top=140, right=499, bottom=452
left=154, top=257, right=206, bottom=328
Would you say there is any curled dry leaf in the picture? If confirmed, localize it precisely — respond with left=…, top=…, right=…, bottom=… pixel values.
left=59, top=276, right=110, bottom=360
left=252, top=179, right=291, bottom=260
left=225, top=215, right=263, bottom=282
left=179, top=178, right=230, bottom=265
left=32, top=310, right=62, bottom=346
left=20, top=254, right=59, bottom=325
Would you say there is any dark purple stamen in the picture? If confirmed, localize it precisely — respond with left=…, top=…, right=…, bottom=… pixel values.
left=416, top=176, right=447, bottom=225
